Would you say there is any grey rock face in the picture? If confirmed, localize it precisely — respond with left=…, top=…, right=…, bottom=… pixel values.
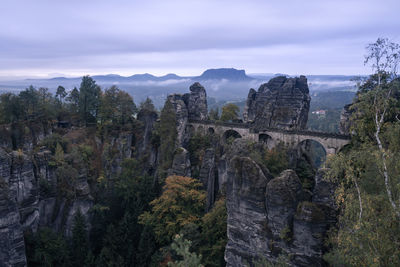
left=184, top=82, right=208, bottom=121
left=168, top=147, right=191, bottom=177
left=9, top=151, right=40, bottom=232
left=167, top=94, right=189, bottom=148
left=339, top=104, right=352, bottom=135
left=225, top=156, right=272, bottom=266
left=0, top=185, right=27, bottom=267
left=64, top=198, right=93, bottom=237
left=199, top=148, right=216, bottom=211
left=166, top=82, right=208, bottom=148
left=266, top=170, right=303, bottom=240
left=102, top=133, right=134, bottom=179
left=137, top=109, right=158, bottom=158
left=225, top=154, right=337, bottom=266
left=243, top=76, right=310, bottom=130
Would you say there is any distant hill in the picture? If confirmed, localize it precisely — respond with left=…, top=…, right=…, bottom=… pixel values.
left=196, top=68, right=251, bottom=81
left=0, top=68, right=359, bottom=108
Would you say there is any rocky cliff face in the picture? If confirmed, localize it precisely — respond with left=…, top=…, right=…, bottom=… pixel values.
left=339, top=103, right=352, bottom=135
left=184, top=82, right=208, bottom=121
left=0, top=184, right=27, bottom=267
left=243, top=76, right=310, bottom=130
left=224, top=141, right=337, bottom=266
left=0, top=124, right=141, bottom=264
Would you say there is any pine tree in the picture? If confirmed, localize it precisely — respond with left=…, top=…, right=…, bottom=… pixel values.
left=71, top=209, right=89, bottom=266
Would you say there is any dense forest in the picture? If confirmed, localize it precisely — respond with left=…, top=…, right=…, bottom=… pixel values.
left=0, top=75, right=228, bottom=266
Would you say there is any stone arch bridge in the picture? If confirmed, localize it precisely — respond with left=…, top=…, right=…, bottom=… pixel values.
left=188, top=120, right=351, bottom=155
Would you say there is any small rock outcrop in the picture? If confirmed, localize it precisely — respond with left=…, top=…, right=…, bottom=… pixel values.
left=243, top=76, right=310, bottom=130
left=339, top=103, right=352, bottom=135
left=167, top=94, right=189, bottom=148
left=199, top=148, right=217, bottom=211
left=168, top=147, right=191, bottom=177
left=184, top=82, right=208, bottom=121
left=166, top=82, right=208, bottom=148
left=137, top=108, right=158, bottom=158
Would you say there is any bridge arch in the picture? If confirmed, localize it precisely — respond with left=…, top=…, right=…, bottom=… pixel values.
left=223, top=129, right=242, bottom=143
left=208, top=127, right=215, bottom=134
left=258, top=133, right=275, bottom=149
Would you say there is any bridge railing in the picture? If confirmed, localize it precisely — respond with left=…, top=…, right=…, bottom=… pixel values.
left=188, top=119, right=351, bottom=140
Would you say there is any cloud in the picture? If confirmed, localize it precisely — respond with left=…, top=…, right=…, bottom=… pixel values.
left=0, top=0, right=399, bottom=76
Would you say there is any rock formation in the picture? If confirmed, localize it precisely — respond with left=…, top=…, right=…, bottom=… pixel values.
left=184, top=82, right=208, bottom=121
left=339, top=103, right=352, bottom=135
left=199, top=148, right=217, bottom=211
left=167, top=94, right=189, bottom=148
left=243, top=76, right=310, bottom=130
left=0, top=183, right=27, bottom=267
left=168, top=147, right=191, bottom=177
left=224, top=141, right=337, bottom=266
left=166, top=82, right=208, bottom=147
left=225, top=155, right=272, bottom=266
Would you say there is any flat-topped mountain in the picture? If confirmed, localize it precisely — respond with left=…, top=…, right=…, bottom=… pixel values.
left=196, top=68, right=251, bottom=81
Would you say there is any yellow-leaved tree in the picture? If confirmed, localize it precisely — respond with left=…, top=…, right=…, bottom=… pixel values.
left=139, top=175, right=206, bottom=246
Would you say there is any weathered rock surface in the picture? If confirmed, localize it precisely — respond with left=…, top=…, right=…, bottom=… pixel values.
left=225, top=150, right=337, bottom=266
left=225, top=156, right=272, bottom=266
left=243, top=76, right=310, bottom=130
left=167, top=94, right=189, bottom=148
left=339, top=103, right=352, bottom=135
left=266, top=170, right=303, bottom=240
left=183, top=82, right=208, bottom=121
left=168, top=147, right=191, bottom=177
left=199, top=148, right=217, bottom=211
left=0, top=185, right=27, bottom=267
left=166, top=82, right=208, bottom=148
left=137, top=109, right=158, bottom=158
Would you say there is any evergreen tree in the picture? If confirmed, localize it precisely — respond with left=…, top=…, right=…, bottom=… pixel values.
left=139, top=97, right=156, bottom=112
left=71, top=209, right=89, bottom=266
left=167, top=234, right=203, bottom=267
left=56, top=86, right=67, bottom=102
left=79, top=76, right=101, bottom=125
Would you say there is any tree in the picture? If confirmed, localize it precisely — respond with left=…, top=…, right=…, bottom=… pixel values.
left=198, top=198, right=227, bottom=267
left=363, top=38, right=400, bottom=219
left=220, top=103, right=239, bottom=122
left=54, top=142, right=65, bottom=164
left=67, top=87, right=80, bottom=113
left=324, top=38, right=400, bottom=266
left=208, top=108, right=219, bottom=121
left=140, top=97, right=156, bottom=112
left=0, top=93, right=23, bottom=123
left=19, top=85, right=39, bottom=119
left=25, top=228, right=70, bottom=267
left=56, top=86, right=67, bottom=102
left=79, top=76, right=101, bottom=125
left=167, top=234, right=203, bottom=267
left=71, top=210, right=89, bottom=266
left=139, top=175, right=206, bottom=246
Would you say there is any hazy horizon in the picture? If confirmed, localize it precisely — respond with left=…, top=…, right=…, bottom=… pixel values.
left=1, top=0, right=399, bottom=79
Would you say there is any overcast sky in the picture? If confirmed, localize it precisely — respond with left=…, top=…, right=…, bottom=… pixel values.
left=0, top=0, right=399, bottom=79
